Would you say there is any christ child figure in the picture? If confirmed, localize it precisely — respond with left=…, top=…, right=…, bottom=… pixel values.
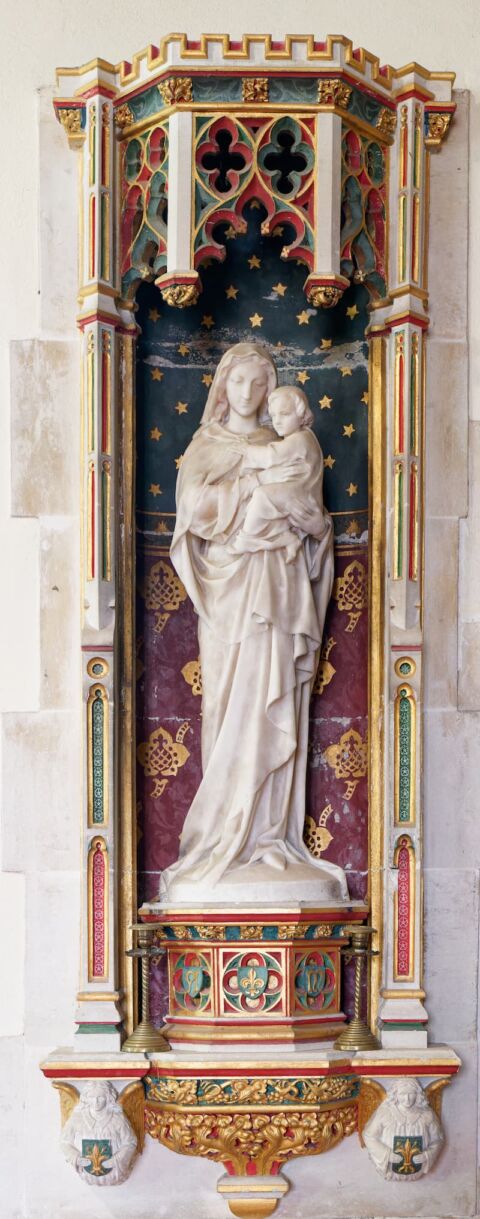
left=232, top=384, right=330, bottom=563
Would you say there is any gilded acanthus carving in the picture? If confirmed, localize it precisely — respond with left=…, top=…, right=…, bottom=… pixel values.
left=160, top=283, right=200, bottom=307
left=317, top=79, right=352, bottom=108
left=306, top=285, right=344, bottom=308
left=376, top=107, right=397, bottom=137
left=159, top=76, right=194, bottom=105
left=242, top=77, right=269, bottom=103
left=115, top=103, right=134, bottom=129
left=145, top=1104, right=357, bottom=1174
left=426, top=112, right=452, bottom=148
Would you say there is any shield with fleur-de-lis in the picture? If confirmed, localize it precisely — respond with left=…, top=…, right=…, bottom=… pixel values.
left=237, top=964, right=269, bottom=999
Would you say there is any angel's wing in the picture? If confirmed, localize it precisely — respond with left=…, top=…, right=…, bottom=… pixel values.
left=52, top=1082, right=80, bottom=1127
left=357, top=1079, right=386, bottom=1146
left=425, top=1077, right=450, bottom=1122
left=120, top=1081, right=145, bottom=1153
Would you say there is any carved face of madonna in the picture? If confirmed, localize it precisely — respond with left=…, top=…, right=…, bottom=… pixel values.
left=225, top=358, right=269, bottom=422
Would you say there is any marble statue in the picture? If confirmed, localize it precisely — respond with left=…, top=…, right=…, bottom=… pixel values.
left=363, top=1078, right=444, bottom=1180
left=60, top=1081, right=138, bottom=1186
left=159, top=341, right=349, bottom=904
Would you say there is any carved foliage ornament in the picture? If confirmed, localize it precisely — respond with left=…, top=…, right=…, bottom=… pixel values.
left=318, top=79, right=352, bottom=108
left=145, top=1104, right=357, bottom=1174
left=159, top=76, right=193, bottom=105
left=145, top=1074, right=359, bottom=1107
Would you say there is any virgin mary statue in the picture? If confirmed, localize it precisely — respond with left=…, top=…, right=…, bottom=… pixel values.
left=159, top=342, right=349, bottom=904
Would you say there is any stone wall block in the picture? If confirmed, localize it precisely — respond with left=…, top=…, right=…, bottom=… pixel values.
left=38, top=88, right=78, bottom=336
left=458, top=621, right=480, bottom=709
left=10, top=337, right=80, bottom=519
left=1, top=711, right=80, bottom=874
left=25, top=871, right=80, bottom=1045
left=428, top=90, right=468, bottom=341
left=39, top=517, right=80, bottom=709
left=426, top=339, right=468, bottom=519
left=424, top=867, right=478, bottom=1044
left=424, top=709, right=480, bottom=866
left=424, top=517, right=459, bottom=709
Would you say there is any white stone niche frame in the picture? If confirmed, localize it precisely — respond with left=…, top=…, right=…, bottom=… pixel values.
left=52, top=33, right=458, bottom=1051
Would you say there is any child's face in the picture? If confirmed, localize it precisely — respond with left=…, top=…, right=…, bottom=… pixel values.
left=269, top=395, right=302, bottom=437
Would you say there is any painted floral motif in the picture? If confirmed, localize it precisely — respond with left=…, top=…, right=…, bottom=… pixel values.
left=222, top=951, right=284, bottom=1013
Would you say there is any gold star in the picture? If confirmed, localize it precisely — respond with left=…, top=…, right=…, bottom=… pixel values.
left=150, top=427, right=163, bottom=441
left=249, top=200, right=261, bottom=209
left=346, top=482, right=358, bottom=497
left=175, top=401, right=188, bottom=415
left=319, top=395, right=332, bottom=410
left=346, top=304, right=359, bottom=320
left=249, top=313, right=263, bottom=328
left=297, top=371, right=310, bottom=385
left=178, top=342, right=190, bottom=356
left=343, top=423, right=355, bottom=437
left=272, top=225, right=284, bottom=237
left=149, top=483, right=162, bottom=497
left=361, top=391, right=369, bottom=405
left=346, top=519, right=361, bottom=537
left=276, top=341, right=285, bottom=349
left=340, top=366, right=353, bottom=377
left=324, top=455, right=336, bottom=469
left=201, top=315, right=215, bottom=329
left=149, top=308, right=160, bottom=323
left=175, top=455, right=184, bottom=469
left=248, top=255, right=261, bottom=269
left=321, top=338, right=333, bottom=350
left=226, top=285, right=239, bottom=300
left=297, top=310, right=310, bottom=325
left=272, top=282, right=287, bottom=297
left=225, top=225, right=237, bottom=239
left=202, top=373, right=213, bottom=387
left=150, top=368, right=164, bottom=381
left=155, top=521, right=168, bottom=534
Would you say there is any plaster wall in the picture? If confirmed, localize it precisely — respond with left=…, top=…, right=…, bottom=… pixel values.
left=0, top=3, right=477, bottom=1218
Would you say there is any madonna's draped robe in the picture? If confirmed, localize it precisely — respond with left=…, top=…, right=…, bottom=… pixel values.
left=159, top=420, right=349, bottom=901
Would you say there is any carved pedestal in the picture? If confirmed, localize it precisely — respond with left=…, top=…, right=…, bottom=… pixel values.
left=141, top=905, right=368, bottom=1047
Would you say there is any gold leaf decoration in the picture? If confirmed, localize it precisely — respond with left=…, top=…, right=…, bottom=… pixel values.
left=53, top=1081, right=80, bottom=1127
left=313, top=637, right=337, bottom=695
left=324, top=729, right=367, bottom=800
left=304, top=807, right=334, bottom=858
left=143, top=560, right=187, bottom=633
left=159, top=77, right=193, bottom=105
left=425, top=1078, right=451, bottom=1122
left=181, top=658, right=202, bottom=696
left=115, top=103, right=134, bottom=129
left=242, top=77, right=269, bottom=103
left=120, top=1081, right=145, bottom=1153
left=357, top=1079, right=386, bottom=1146
left=137, top=722, right=190, bottom=798
left=376, top=107, right=397, bottom=137
left=318, top=80, right=352, bottom=108
left=333, top=560, right=367, bottom=632
left=145, top=1104, right=357, bottom=1173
